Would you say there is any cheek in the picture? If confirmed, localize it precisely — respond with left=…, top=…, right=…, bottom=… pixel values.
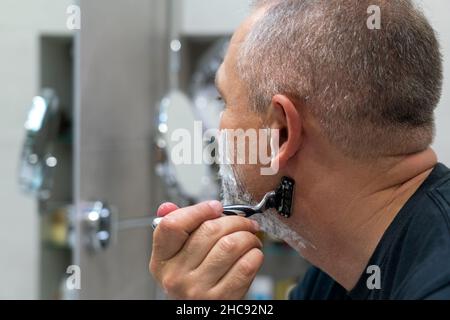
left=220, top=108, right=254, bottom=131
left=219, top=107, right=282, bottom=200
left=238, top=164, right=282, bottom=202
left=220, top=109, right=244, bottom=130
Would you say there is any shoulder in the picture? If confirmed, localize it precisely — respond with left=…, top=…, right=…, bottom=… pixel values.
left=391, top=164, right=450, bottom=299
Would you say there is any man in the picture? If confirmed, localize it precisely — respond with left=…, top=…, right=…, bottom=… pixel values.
left=150, top=0, right=450, bottom=299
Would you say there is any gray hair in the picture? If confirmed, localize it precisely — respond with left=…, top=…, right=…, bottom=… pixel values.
left=238, top=0, right=443, bottom=159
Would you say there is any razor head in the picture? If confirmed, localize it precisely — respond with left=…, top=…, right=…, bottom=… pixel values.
left=221, top=176, right=295, bottom=218
left=273, top=176, right=295, bottom=218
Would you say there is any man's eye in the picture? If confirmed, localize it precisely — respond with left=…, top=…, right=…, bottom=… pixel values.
left=216, top=95, right=223, bottom=102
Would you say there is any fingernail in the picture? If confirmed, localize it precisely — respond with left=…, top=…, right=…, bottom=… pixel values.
left=252, top=220, right=260, bottom=231
left=208, top=200, right=223, bottom=214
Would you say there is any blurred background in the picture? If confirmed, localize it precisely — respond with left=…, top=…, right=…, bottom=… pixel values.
left=0, top=0, right=449, bottom=299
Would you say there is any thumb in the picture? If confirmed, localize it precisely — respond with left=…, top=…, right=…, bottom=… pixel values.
left=156, top=202, right=179, bottom=217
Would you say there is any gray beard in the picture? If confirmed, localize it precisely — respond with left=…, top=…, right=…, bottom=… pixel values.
left=218, top=162, right=309, bottom=253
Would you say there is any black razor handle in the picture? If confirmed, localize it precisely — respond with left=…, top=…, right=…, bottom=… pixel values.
left=222, top=205, right=259, bottom=218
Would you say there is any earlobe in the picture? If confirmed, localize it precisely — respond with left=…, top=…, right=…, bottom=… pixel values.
left=269, top=94, right=302, bottom=170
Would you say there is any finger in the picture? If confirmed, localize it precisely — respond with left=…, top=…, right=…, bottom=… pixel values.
left=152, top=201, right=223, bottom=262
left=210, top=248, right=264, bottom=300
left=157, top=202, right=179, bottom=217
left=192, top=231, right=262, bottom=286
left=174, top=216, right=260, bottom=270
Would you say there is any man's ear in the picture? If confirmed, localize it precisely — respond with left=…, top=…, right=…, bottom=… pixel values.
left=267, top=94, right=302, bottom=170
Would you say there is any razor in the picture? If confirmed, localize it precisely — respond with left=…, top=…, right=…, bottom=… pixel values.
left=152, top=176, right=295, bottom=230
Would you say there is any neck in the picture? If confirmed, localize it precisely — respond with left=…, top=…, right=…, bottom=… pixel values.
left=292, top=147, right=438, bottom=291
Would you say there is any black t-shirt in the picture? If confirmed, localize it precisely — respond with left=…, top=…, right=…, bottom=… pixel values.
left=290, top=163, right=450, bottom=300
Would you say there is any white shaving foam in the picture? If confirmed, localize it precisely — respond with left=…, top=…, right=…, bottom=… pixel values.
left=218, top=130, right=312, bottom=253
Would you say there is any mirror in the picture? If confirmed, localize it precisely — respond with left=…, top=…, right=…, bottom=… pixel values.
left=156, top=90, right=218, bottom=204
left=18, top=88, right=61, bottom=199
left=156, top=38, right=229, bottom=205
